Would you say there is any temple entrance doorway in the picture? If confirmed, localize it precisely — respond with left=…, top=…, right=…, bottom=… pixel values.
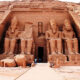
left=37, top=47, right=44, bottom=62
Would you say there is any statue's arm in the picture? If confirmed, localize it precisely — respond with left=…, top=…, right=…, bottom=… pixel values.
left=5, top=30, right=10, bottom=37
left=15, top=30, right=21, bottom=37
left=58, top=31, right=62, bottom=38
left=73, top=32, right=76, bottom=38
left=62, top=32, right=66, bottom=39
left=45, top=31, right=49, bottom=40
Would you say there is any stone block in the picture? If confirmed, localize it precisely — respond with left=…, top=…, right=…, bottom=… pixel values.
left=68, top=54, right=77, bottom=65
left=1, top=58, right=16, bottom=67
left=57, top=54, right=67, bottom=65
left=75, top=54, right=80, bottom=65
left=48, top=54, right=58, bottom=67
left=26, top=54, right=34, bottom=64
left=14, top=54, right=27, bottom=67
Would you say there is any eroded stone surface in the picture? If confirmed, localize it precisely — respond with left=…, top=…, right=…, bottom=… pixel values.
left=14, top=54, right=27, bottom=67
left=0, top=0, right=80, bottom=67
left=1, top=58, right=16, bottom=67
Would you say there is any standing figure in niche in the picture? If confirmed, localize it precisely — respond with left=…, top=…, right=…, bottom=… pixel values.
left=19, top=22, right=33, bottom=54
left=46, top=19, right=62, bottom=54
left=4, top=16, right=19, bottom=57
left=63, top=19, right=79, bottom=54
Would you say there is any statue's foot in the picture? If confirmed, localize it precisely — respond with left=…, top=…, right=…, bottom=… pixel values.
left=52, top=52, right=56, bottom=55
left=58, top=52, right=62, bottom=54
left=8, top=52, right=14, bottom=58
left=75, top=52, right=79, bottom=54
left=70, top=52, right=74, bottom=54
left=3, top=52, right=7, bottom=55
left=21, top=52, right=25, bottom=54
left=27, top=52, right=31, bottom=55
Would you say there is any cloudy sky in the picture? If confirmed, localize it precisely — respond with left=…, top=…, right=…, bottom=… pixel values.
left=0, top=0, right=80, bottom=3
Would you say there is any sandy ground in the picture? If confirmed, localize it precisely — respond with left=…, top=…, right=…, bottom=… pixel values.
left=0, top=67, right=30, bottom=80
left=0, top=63, right=80, bottom=80
left=16, top=63, right=65, bottom=80
left=55, top=66, right=80, bottom=80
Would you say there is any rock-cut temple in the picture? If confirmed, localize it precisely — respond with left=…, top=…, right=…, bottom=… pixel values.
left=0, top=0, right=80, bottom=67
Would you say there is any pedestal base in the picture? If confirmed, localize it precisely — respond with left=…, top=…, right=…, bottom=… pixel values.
left=68, top=54, right=80, bottom=65
left=48, top=54, right=67, bottom=67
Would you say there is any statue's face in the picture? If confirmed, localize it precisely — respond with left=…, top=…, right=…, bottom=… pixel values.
left=11, top=26, right=17, bottom=33
left=11, top=17, right=17, bottom=32
left=25, top=23, right=31, bottom=31
left=50, top=20, right=57, bottom=33
left=64, top=20, right=72, bottom=31
left=11, top=17, right=17, bottom=26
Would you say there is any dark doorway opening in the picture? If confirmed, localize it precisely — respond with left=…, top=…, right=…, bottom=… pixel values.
left=38, top=47, right=44, bottom=62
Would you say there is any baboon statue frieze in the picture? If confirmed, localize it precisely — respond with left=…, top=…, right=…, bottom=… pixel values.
left=63, top=19, right=79, bottom=54
left=19, top=22, right=33, bottom=54
left=46, top=19, right=62, bottom=54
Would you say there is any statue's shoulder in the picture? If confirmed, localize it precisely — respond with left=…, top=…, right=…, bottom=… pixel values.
left=46, top=29, right=51, bottom=33
left=62, top=30, right=65, bottom=34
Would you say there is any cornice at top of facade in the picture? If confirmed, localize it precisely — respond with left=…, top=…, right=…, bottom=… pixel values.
left=0, top=1, right=79, bottom=12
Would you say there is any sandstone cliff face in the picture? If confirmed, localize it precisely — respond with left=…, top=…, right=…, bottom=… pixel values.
left=0, top=0, right=79, bottom=67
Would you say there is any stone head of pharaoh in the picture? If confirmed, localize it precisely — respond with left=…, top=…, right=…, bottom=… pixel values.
left=64, top=19, right=72, bottom=31
left=50, top=19, right=58, bottom=34
left=24, top=22, right=33, bottom=31
left=10, top=16, right=18, bottom=33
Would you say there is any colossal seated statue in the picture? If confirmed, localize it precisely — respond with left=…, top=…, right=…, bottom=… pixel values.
left=63, top=19, right=79, bottom=54
left=46, top=19, right=62, bottom=54
left=4, top=16, right=19, bottom=57
left=17, top=22, right=34, bottom=66
left=18, top=22, right=33, bottom=54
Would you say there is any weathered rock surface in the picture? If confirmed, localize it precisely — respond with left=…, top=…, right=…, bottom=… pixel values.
left=0, top=58, right=16, bottom=67
left=14, top=54, right=27, bottom=67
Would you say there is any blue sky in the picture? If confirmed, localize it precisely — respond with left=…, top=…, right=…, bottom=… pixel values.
left=0, top=0, right=80, bottom=3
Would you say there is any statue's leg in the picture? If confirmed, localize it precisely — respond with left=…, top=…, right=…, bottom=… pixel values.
left=9, top=39, right=16, bottom=55
left=26, top=39, right=33, bottom=54
left=4, top=38, right=10, bottom=54
left=57, top=39, right=62, bottom=54
left=49, top=39, right=56, bottom=54
left=21, top=39, right=25, bottom=54
left=66, top=39, right=74, bottom=54
left=73, top=38, right=79, bottom=54
left=47, top=40, right=50, bottom=55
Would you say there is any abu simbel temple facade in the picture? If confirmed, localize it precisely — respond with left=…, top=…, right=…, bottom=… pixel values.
left=0, top=0, right=80, bottom=67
